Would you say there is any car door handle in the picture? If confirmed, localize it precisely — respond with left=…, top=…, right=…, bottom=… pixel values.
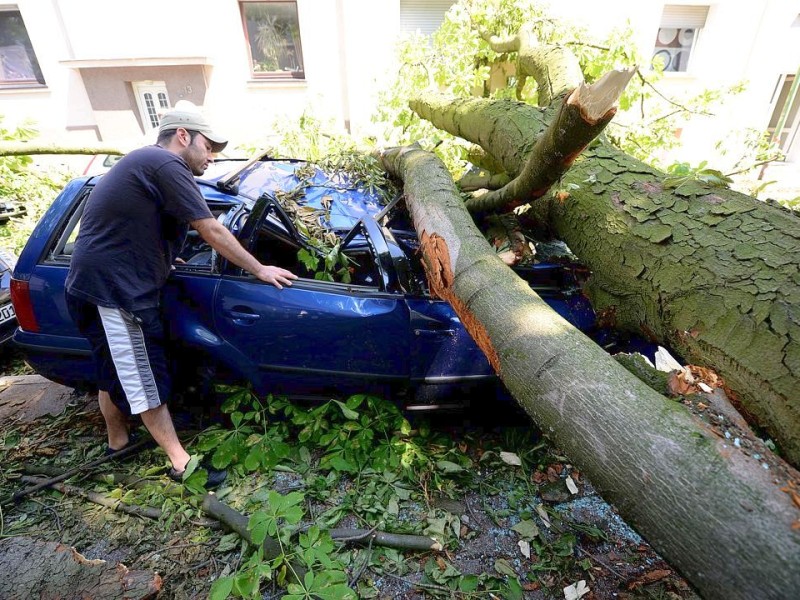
left=414, top=329, right=455, bottom=337
left=224, top=308, right=261, bottom=324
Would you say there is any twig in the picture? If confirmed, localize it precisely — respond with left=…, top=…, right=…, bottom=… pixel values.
left=3, top=435, right=151, bottom=507
left=29, top=497, right=62, bottom=533
left=330, top=525, right=378, bottom=543
left=382, top=571, right=453, bottom=594
left=348, top=535, right=374, bottom=588
left=139, top=540, right=215, bottom=562
left=577, top=546, right=625, bottom=580
left=634, top=68, right=714, bottom=117
left=724, top=159, right=779, bottom=178
left=20, top=475, right=161, bottom=519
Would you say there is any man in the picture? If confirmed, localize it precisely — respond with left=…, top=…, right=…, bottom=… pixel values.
left=65, top=107, right=297, bottom=487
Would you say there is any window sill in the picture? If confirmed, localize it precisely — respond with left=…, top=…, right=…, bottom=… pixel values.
left=0, top=83, right=49, bottom=93
left=655, top=71, right=697, bottom=81
left=246, top=78, right=307, bottom=89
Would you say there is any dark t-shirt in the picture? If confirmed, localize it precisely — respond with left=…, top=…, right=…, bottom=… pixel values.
left=65, top=145, right=213, bottom=310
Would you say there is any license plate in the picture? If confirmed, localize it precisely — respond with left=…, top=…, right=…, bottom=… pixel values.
left=0, top=302, right=15, bottom=325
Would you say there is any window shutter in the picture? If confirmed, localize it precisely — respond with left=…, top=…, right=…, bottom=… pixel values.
left=400, top=0, right=456, bottom=37
left=660, top=5, right=710, bottom=29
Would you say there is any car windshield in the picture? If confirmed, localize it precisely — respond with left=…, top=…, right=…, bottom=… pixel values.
left=234, top=160, right=389, bottom=233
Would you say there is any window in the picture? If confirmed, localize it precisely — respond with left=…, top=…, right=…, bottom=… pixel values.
left=0, top=8, right=44, bottom=86
left=240, top=1, right=304, bottom=79
left=132, top=81, right=171, bottom=130
left=767, top=74, right=800, bottom=153
left=651, top=5, right=709, bottom=73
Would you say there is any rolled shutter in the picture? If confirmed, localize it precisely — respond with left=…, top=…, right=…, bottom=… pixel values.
left=400, top=0, right=456, bottom=37
left=660, top=5, right=710, bottom=29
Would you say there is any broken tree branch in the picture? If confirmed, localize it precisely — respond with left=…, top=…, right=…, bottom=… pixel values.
left=0, top=142, right=125, bottom=157
left=464, top=69, right=634, bottom=216
left=20, top=476, right=162, bottom=519
left=478, top=25, right=583, bottom=105
left=2, top=435, right=152, bottom=507
left=201, top=494, right=442, bottom=559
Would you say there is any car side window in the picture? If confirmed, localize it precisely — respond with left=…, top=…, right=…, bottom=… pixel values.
left=252, top=218, right=381, bottom=288
left=47, top=190, right=90, bottom=262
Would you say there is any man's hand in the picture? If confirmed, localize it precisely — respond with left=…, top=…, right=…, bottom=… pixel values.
left=254, top=264, right=298, bottom=289
left=191, top=217, right=298, bottom=287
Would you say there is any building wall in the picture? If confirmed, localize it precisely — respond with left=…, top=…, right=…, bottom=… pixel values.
left=2, top=0, right=798, bottom=176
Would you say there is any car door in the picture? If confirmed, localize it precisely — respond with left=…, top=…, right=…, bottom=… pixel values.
left=212, top=196, right=411, bottom=398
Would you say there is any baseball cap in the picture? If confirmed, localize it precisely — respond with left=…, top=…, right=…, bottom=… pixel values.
left=158, top=108, right=228, bottom=153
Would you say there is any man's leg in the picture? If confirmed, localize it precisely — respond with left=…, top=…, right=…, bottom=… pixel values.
left=139, top=404, right=191, bottom=472
left=97, top=305, right=194, bottom=473
left=98, top=390, right=129, bottom=450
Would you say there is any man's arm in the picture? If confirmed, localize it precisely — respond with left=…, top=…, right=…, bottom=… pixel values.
left=190, top=217, right=297, bottom=289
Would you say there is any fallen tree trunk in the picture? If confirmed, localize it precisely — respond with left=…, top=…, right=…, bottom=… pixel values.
left=378, top=144, right=800, bottom=600
left=410, top=92, right=800, bottom=468
left=0, top=536, right=161, bottom=599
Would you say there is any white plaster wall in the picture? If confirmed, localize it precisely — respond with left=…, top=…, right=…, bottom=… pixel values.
left=2, top=0, right=94, bottom=142
left=3, top=0, right=799, bottom=174
left=339, top=0, right=402, bottom=138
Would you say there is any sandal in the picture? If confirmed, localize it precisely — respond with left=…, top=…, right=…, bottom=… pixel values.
left=104, top=432, right=144, bottom=459
left=168, top=460, right=227, bottom=489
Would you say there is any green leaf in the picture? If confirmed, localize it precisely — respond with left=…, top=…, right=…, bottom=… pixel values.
left=494, top=558, right=517, bottom=577
left=244, top=447, right=262, bottom=472
left=216, top=532, right=240, bottom=553
left=504, top=576, right=524, bottom=600
left=458, top=575, right=480, bottom=592
left=182, top=455, right=200, bottom=479
left=209, top=576, right=234, bottom=600
left=233, top=572, right=259, bottom=598
left=436, top=460, right=465, bottom=473
left=249, top=512, right=269, bottom=545
left=333, top=399, right=359, bottom=420
left=213, top=435, right=244, bottom=469
left=327, top=454, right=357, bottom=473
left=297, top=248, right=319, bottom=271
left=511, top=519, right=540, bottom=540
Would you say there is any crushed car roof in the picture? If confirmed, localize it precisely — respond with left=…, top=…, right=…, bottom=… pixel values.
left=212, top=159, right=390, bottom=231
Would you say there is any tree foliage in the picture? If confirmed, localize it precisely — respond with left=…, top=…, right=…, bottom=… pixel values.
left=372, top=0, right=746, bottom=173
left=0, top=116, right=72, bottom=253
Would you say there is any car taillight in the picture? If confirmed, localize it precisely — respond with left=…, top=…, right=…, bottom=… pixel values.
left=10, top=279, right=38, bottom=332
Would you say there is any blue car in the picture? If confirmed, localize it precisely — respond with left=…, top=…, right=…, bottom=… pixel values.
left=10, top=156, right=600, bottom=408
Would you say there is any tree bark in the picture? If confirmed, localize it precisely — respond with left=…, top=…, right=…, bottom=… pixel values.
left=0, top=536, right=161, bottom=599
left=378, top=144, right=800, bottom=600
left=410, top=93, right=800, bottom=469
left=465, top=69, right=633, bottom=216
left=479, top=29, right=584, bottom=106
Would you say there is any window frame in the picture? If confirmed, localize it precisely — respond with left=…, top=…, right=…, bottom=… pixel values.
left=651, top=5, right=709, bottom=74
left=239, top=0, right=305, bottom=81
left=0, top=6, right=45, bottom=88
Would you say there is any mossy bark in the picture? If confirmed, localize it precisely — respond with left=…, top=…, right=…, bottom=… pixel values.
left=379, top=145, right=800, bottom=600
left=411, top=93, right=800, bottom=468
left=0, top=536, right=161, bottom=599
